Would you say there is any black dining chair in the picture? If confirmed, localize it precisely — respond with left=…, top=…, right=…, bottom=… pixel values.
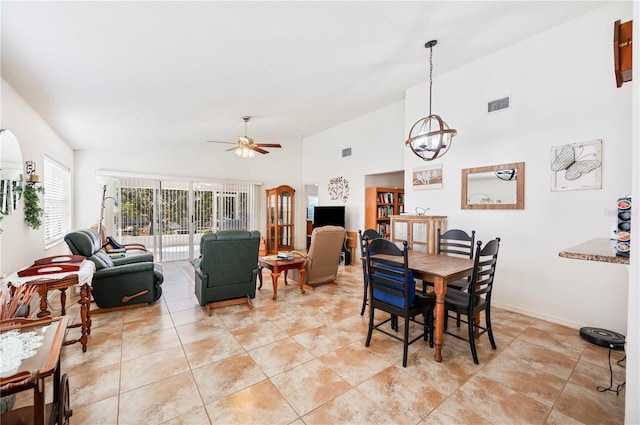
left=444, top=238, right=500, bottom=364
left=420, top=228, right=475, bottom=297
left=358, top=229, right=383, bottom=316
left=365, top=238, right=435, bottom=367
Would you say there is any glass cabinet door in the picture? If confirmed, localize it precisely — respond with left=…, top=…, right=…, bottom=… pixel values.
left=265, top=185, right=295, bottom=254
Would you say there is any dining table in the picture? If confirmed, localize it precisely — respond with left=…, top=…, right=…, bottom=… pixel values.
left=370, top=251, right=474, bottom=362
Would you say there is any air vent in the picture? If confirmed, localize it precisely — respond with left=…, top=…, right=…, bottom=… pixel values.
left=342, top=148, right=352, bottom=157
left=487, top=96, right=511, bottom=113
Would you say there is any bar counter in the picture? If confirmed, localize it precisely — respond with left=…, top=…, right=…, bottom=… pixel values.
left=559, top=237, right=630, bottom=265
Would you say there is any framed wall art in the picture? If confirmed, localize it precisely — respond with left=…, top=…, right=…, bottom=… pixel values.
left=412, top=164, right=443, bottom=190
left=550, top=139, right=602, bottom=191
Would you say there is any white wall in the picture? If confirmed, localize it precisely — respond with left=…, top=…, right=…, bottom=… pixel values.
left=303, top=100, right=405, bottom=231
left=74, top=140, right=304, bottom=248
left=403, top=2, right=633, bottom=333
left=0, top=79, right=74, bottom=277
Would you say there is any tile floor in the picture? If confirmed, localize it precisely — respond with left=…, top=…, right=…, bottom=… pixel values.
left=13, top=261, right=626, bottom=424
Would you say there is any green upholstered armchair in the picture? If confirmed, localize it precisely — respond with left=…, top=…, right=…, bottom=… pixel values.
left=64, top=228, right=163, bottom=309
left=192, top=230, right=260, bottom=315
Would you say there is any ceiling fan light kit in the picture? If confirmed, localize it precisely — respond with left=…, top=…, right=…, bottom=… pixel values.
left=405, top=40, right=457, bottom=161
left=207, top=116, right=282, bottom=158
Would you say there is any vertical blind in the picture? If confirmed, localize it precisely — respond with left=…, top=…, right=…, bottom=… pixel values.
left=43, top=156, right=71, bottom=246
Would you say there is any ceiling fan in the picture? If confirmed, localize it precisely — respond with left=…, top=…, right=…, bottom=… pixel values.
left=207, top=116, right=282, bottom=157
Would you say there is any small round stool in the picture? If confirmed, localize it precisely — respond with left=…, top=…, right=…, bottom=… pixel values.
left=579, top=327, right=626, bottom=395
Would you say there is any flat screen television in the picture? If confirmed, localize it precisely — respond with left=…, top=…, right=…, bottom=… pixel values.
left=313, top=206, right=345, bottom=229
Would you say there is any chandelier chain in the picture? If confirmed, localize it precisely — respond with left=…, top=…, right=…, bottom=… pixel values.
left=428, top=44, right=433, bottom=116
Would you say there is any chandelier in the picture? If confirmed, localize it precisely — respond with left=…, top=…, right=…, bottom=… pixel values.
left=405, top=40, right=457, bottom=161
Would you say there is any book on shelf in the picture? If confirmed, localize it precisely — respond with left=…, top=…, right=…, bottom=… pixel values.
left=377, top=192, right=394, bottom=204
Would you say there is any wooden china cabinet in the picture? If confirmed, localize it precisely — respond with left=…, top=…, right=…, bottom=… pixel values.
left=265, top=185, right=295, bottom=254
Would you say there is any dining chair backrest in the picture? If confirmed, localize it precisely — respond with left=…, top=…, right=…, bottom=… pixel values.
left=437, top=228, right=476, bottom=259
left=366, top=238, right=415, bottom=309
left=359, top=228, right=382, bottom=257
left=468, top=238, right=501, bottom=305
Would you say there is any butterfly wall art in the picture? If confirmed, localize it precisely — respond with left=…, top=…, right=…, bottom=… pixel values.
left=550, top=139, right=602, bottom=191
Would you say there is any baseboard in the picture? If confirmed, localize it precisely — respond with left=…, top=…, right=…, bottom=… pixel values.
left=491, top=301, right=585, bottom=331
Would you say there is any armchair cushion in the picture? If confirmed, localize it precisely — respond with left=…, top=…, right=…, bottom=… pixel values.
left=193, top=230, right=260, bottom=307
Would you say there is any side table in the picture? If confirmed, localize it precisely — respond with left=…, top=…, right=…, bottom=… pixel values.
left=258, top=256, right=306, bottom=300
left=1, top=261, right=95, bottom=352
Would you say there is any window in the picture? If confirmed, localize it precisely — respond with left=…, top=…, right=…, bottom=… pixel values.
left=44, top=156, right=71, bottom=246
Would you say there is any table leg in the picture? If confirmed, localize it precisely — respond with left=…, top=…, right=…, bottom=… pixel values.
left=258, top=266, right=263, bottom=289
left=433, top=277, right=445, bottom=362
left=36, top=284, right=50, bottom=318
left=59, top=288, right=67, bottom=316
left=34, top=379, right=45, bottom=425
left=79, top=284, right=90, bottom=352
left=271, top=271, right=281, bottom=300
left=297, top=267, right=306, bottom=295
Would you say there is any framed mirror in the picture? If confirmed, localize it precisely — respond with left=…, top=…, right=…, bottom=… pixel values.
left=461, top=162, right=525, bottom=210
left=0, top=129, right=24, bottom=214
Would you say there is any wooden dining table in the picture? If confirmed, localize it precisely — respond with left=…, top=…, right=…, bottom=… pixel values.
left=371, top=251, right=474, bottom=362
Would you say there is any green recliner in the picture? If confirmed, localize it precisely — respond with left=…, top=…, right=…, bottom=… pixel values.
left=192, top=230, right=260, bottom=314
left=64, top=228, right=163, bottom=309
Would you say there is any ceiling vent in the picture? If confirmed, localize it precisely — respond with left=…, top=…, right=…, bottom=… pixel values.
left=342, top=148, right=352, bottom=157
left=487, top=96, right=511, bottom=113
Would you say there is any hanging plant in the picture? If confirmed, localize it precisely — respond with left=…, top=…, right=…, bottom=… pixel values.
left=15, top=182, right=44, bottom=230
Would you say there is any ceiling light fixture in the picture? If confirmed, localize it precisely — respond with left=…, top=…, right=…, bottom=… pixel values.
left=235, top=144, right=255, bottom=158
left=405, top=40, right=457, bottom=161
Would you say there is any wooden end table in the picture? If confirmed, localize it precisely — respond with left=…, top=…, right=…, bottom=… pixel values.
left=2, top=261, right=95, bottom=352
left=257, top=256, right=306, bottom=300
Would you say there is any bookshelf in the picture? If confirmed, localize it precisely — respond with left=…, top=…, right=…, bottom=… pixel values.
left=365, top=187, right=404, bottom=238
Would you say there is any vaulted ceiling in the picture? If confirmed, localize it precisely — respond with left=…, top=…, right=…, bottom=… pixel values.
left=1, top=1, right=609, bottom=151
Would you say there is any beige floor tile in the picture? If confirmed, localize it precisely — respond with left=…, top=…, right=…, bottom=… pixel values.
left=231, top=320, right=289, bottom=351
left=302, top=388, right=397, bottom=425
left=451, top=374, right=550, bottom=424
left=554, top=381, right=625, bottom=425
left=118, top=371, right=203, bottom=424
left=182, top=330, right=245, bottom=368
left=67, top=362, right=121, bottom=407
left=247, top=337, right=315, bottom=377
left=418, top=398, right=493, bottom=425
left=120, top=345, right=190, bottom=392
left=270, top=359, right=351, bottom=416
left=477, top=352, right=566, bottom=406
left=520, top=321, right=587, bottom=359
left=170, top=305, right=211, bottom=327
left=501, top=337, right=578, bottom=380
left=69, top=394, right=119, bottom=425
left=356, top=366, right=446, bottom=425
left=320, top=340, right=392, bottom=386
left=122, top=311, right=175, bottom=337
left=193, top=353, right=267, bottom=404
left=546, top=409, right=586, bottom=425
left=292, top=324, right=357, bottom=357
left=121, top=326, right=182, bottom=361
left=205, top=380, right=298, bottom=425
left=174, top=317, right=228, bottom=345
left=161, top=406, right=212, bottom=425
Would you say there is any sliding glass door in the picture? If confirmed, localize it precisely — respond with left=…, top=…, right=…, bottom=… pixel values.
left=114, top=177, right=258, bottom=262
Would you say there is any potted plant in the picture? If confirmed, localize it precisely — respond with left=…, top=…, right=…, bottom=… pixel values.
left=15, top=182, right=44, bottom=230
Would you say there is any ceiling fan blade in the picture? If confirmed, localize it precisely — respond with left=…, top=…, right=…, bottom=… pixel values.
left=252, top=146, right=270, bottom=155
left=225, top=146, right=238, bottom=152
left=255, top=143, right=282, bottom=148
left=207, top=140, right=235, bottom=144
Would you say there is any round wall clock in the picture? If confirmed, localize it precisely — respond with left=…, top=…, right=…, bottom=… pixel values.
left=328, top=176, right=350, bottom=203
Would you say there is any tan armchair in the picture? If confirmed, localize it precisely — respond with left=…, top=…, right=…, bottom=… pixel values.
left=290, top=225, right=346, bottom=288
